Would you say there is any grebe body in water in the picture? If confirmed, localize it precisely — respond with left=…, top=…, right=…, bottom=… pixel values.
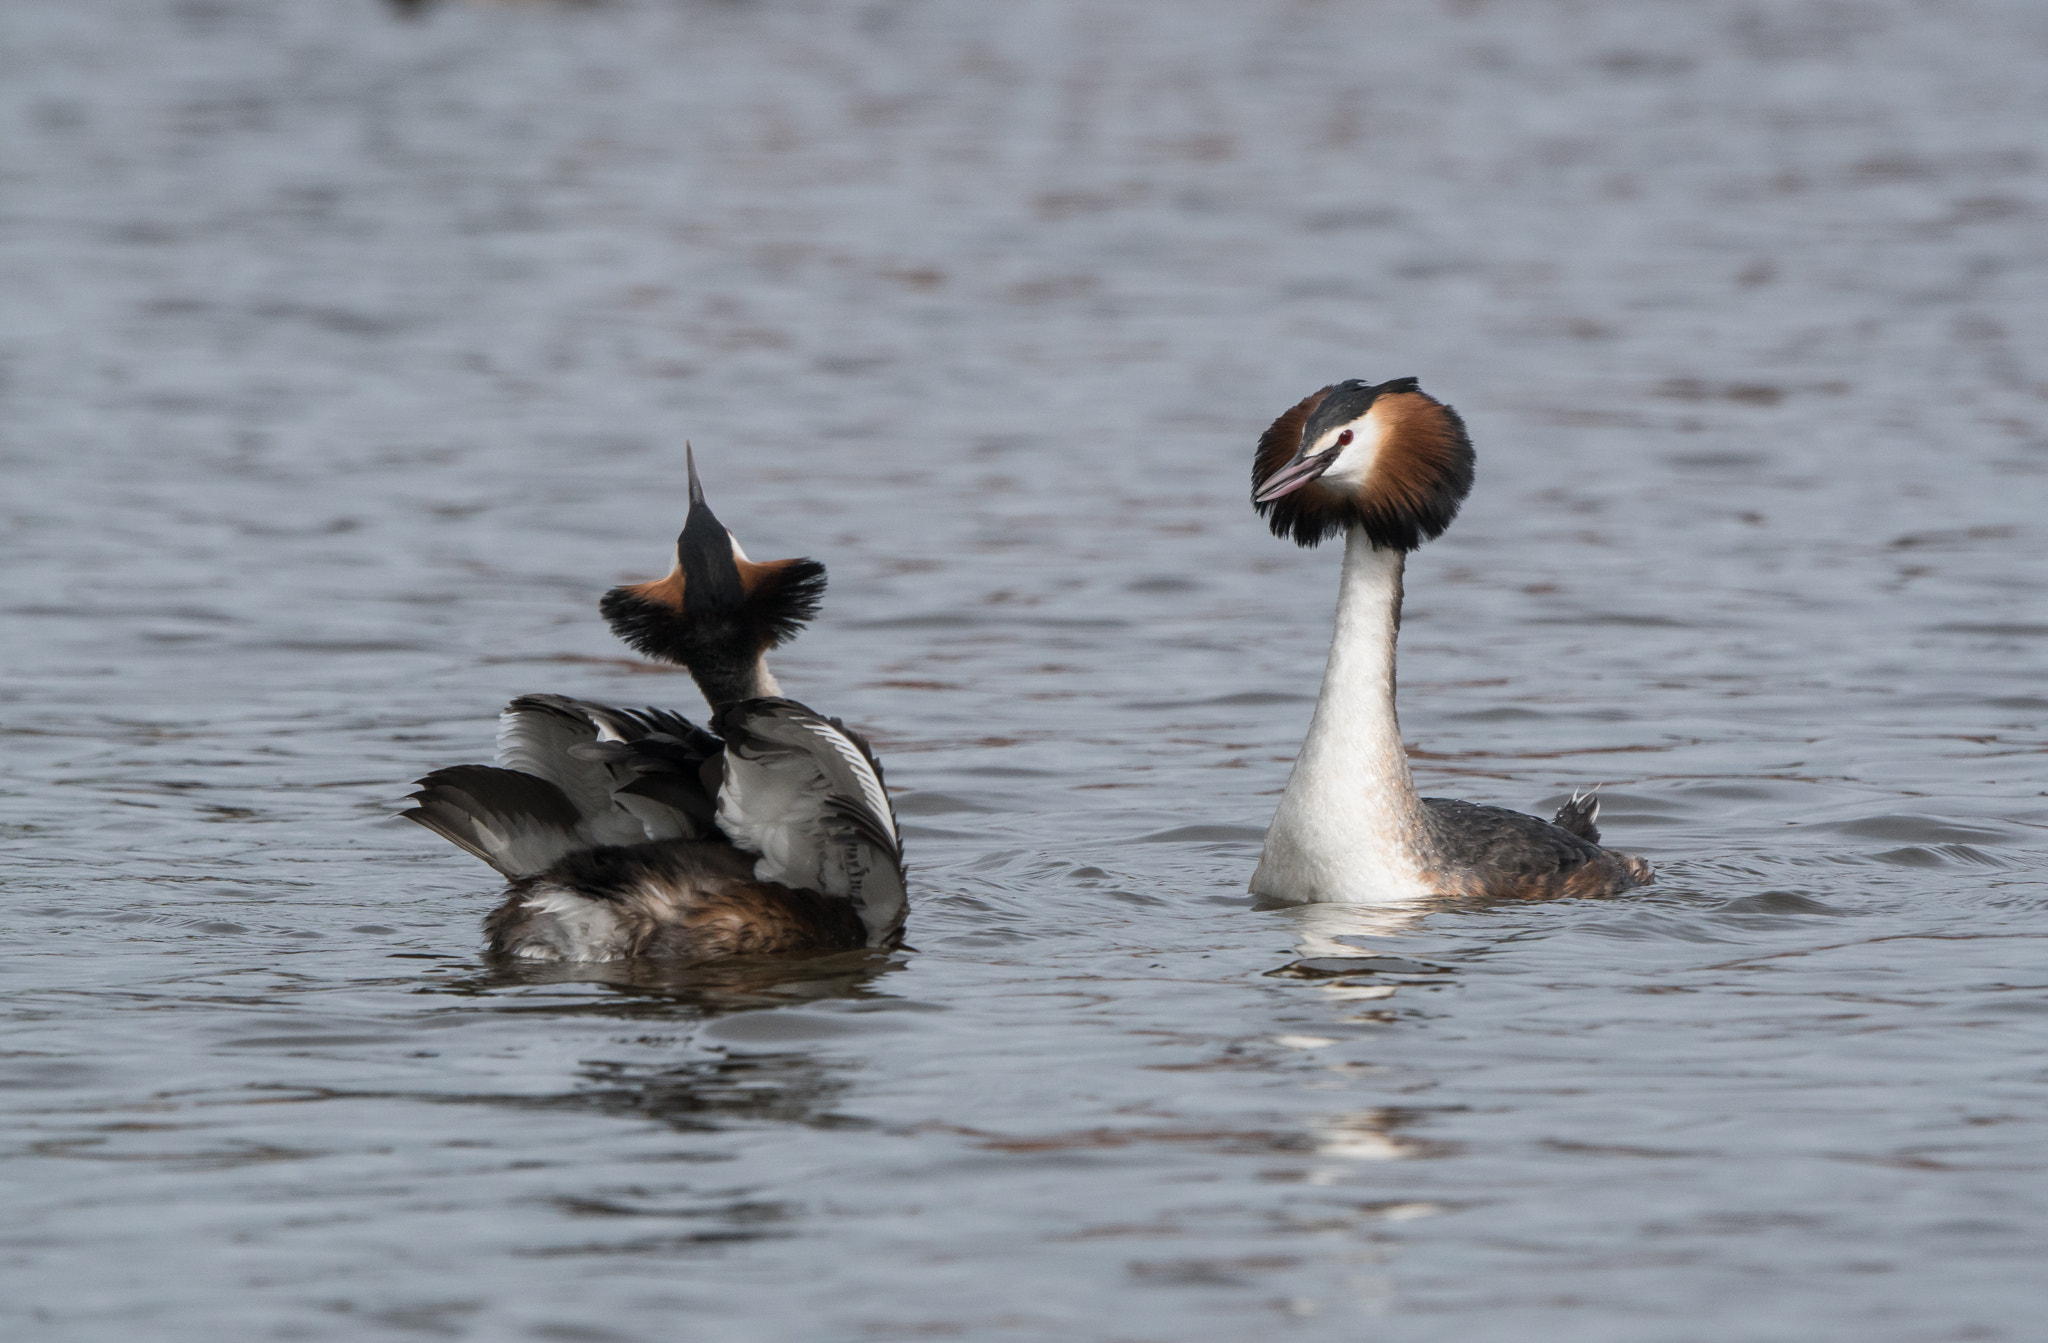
left=1248, top=378, right=1652, bottom=905
left=403, top=454, right=905, bottom=961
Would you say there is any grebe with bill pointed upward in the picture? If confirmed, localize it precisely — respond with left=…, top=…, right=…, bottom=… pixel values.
left=1248, top=377, right=1652, bottom=905
left=401, top=450, right=906, bottom=961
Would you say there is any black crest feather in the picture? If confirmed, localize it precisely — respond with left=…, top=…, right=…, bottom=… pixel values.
left=745, top=558, right=829, bottom=647
left=600, top=557, right=827, bottom=668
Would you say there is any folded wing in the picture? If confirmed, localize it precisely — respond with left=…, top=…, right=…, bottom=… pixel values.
left=710, top=697, right=907, bottom=947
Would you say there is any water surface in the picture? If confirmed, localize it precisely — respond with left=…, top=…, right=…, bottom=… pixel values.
left=4, top=1, right=2047, bottom=1339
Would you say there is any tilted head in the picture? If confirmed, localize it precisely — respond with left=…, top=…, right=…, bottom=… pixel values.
left=599, top=448, right=826, bottom=704
left=1251, top=377, right=1474, bottom=550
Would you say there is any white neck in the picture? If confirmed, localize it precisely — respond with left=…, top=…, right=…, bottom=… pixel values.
left=1251, top=526, right=1433, bottom=904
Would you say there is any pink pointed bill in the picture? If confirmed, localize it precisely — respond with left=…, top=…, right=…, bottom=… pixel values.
left=1255, top=449, right=1339, bottom=503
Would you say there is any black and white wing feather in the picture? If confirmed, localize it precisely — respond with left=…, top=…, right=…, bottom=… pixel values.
left=495, top=695, right=711, bottom=846
left=710, top=697, right=907, bottom=947
left=402, top=694, right=723, bottom=878
left=403, top=763, right=589, bottom=879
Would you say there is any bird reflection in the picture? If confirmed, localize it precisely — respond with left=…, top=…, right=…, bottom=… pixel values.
left=570, top=1050, right=860, bottom=1134
left=1262, top=904, right=1463, bottom=1023
left=1272, top=900, right=1429, bottom=959
left=436, top=945, right=904, bottom=1015
left=1310, top=1108, right=1441, bottom=1164
left=422, top=952, right=896, bottom=1138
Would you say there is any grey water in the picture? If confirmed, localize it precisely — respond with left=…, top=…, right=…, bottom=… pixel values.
left=3, top=1, right=2046, bottom=1338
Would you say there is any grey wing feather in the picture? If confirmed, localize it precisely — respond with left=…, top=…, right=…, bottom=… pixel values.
left=827, top=802, right=908, bottom=947
left=1422, top=797, right=1605, bottom=876
left=711, top=697, right=906, bottom=947
left=714, top=698, right=900, bottom=852
left=407, top=696, right=724, bottom=876
left=495, top=695, right=648, bottom=846
left=402, top=764, right=587, bottom=878
left=497, top=694, right=719, bottom=846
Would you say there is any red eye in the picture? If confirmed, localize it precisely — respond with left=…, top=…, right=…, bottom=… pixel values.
left=1335, top=429, right=1354, bottom=448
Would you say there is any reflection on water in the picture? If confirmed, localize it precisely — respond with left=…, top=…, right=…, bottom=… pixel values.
left=5, top=0, right=2048, bottom=1339
left=928, top=1103, right=1445, bottom=1167
left=549, top=1052, right=863, bottom=1136
left=1273, top=900, right=1434, bottom=957
left=1309, top=1110, right=1449, bottom=1166
left=443, top=946, right=906, bottom=1012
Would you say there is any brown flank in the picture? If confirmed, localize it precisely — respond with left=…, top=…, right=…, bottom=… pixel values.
left=486, top=839, right=869, bottom=961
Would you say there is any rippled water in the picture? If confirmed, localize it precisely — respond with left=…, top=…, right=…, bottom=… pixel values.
left=5, top=1, right=2047, bottom=1338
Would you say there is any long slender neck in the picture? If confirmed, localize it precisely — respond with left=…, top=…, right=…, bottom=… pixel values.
left=688, top=649, right=781, bottom=709
left=1251, top=526, right=1433, bottom=904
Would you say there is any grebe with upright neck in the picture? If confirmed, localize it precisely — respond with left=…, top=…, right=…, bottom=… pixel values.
left=402, top=451, right=906, bottom=961
left=1248, top=378, right=1651, bottom=905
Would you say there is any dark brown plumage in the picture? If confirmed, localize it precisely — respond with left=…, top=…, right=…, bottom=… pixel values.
left=485, top=840, right=869, bottom=961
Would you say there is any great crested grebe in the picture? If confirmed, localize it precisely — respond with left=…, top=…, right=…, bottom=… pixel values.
left=402, top=451, right=905, bottom=961
left=1248, top=377, right=1652, bottom=905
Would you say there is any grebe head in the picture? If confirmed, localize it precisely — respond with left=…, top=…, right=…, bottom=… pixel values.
left=1251, top=377, right=1474, bottom=550
left=599, top=446, right=827, bottom=670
